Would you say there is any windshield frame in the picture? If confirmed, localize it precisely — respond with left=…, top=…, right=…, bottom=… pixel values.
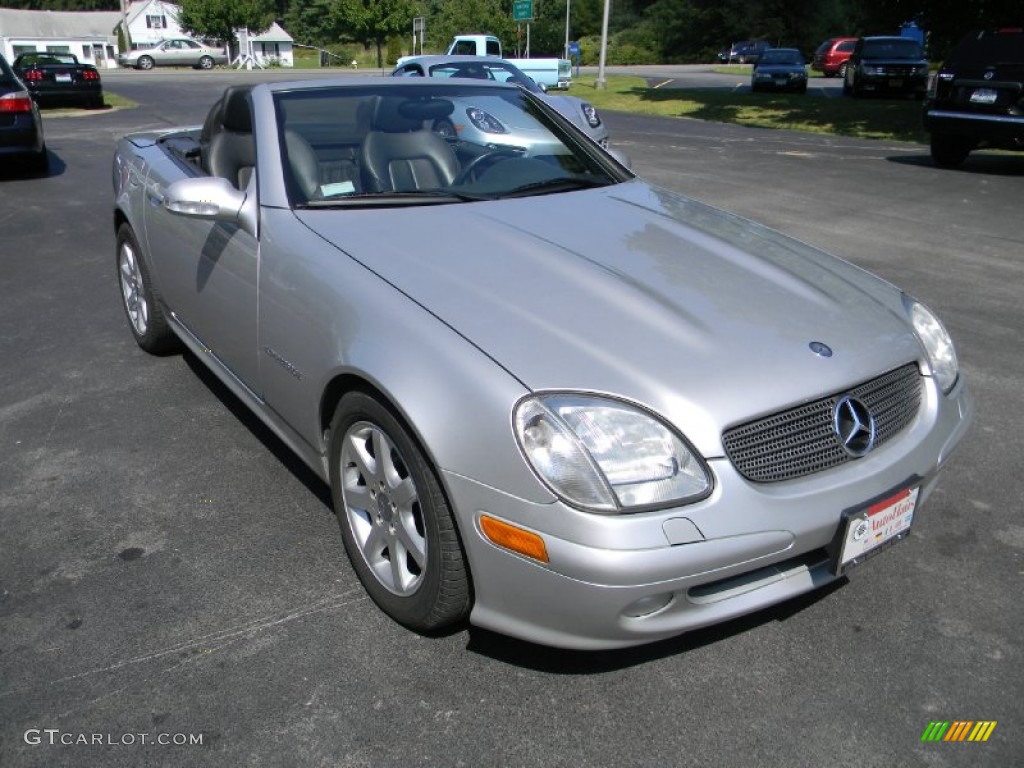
left=272, top=81, right=632, bottom=210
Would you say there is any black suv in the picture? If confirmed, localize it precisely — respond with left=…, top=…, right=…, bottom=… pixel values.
left=843, top=36, right=929, bottom=98
left=924, top=28, right=1024, bottom=168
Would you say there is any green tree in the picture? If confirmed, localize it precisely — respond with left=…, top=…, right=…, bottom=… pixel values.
left=284, top=0, right=338, bottom=46
left=178, top=0, right=276, bottom=45
left=331, top=0, right=416, bottom=67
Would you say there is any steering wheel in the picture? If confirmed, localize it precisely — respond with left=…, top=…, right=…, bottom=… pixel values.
left=453, top=148, right=522, bottom=185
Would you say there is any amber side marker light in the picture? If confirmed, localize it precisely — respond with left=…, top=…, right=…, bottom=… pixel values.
left=480, top=515, right=549, bottom=563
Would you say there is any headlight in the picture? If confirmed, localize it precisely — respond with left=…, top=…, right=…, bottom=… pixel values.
left=580, top=102, right=601, bottom=128
left=863, top=65, right=880, bottom=75
left=466, top=107, right=507, bottom=134
left=904, top=296, right=959, bottom=394
left=915, top=65, right=929, bottom=76
left=514, top=394, right=711, bottom=513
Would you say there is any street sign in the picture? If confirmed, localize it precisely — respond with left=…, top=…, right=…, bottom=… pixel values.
left=568, top=41, right=581, bottom=57
left=513, top=0, right=534, bottom=22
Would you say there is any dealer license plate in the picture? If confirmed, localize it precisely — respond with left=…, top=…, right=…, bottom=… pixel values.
left=970, top=88, right=998, bottom=105
left=55, top=74, right=72, bottom=83
left=888, top=78, right=903, bottom=88
left=832, top=486, right=919, bottom=575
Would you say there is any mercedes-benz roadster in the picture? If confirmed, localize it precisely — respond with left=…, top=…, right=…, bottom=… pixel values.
left=112, top=78, right=972, bottom=649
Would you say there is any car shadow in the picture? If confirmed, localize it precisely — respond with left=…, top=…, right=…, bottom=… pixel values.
left=181, top=350, right=334, bottom=513
left=465, top=579, right=847, bottom=671
left=0, top=148, right=65, bottom=180
left=887, top=152, right=1024, bottom=175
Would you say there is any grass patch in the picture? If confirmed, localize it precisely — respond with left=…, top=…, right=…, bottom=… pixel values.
left=574, top=75, right=927, bottom=143
left=102, top=91, right=136, bottom=109
left=39, top=90, right=137, bottom=117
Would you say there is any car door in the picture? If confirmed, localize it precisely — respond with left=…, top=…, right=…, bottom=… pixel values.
left=141, top=147, right=261, bottom=391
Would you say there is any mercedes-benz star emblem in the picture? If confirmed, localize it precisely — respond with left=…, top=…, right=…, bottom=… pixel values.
left=834, top=395, right=876, bottom=457
left=983, top=70, right=995, bottom=80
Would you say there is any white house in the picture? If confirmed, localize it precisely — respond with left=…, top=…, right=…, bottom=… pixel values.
left=0, top=8, right=120, bottom=69
left=245, top=23, right=294, bottom=67
left=123, top=2, right=292, bottom=67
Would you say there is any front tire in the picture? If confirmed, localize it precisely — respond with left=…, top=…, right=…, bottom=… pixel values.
left=838, top=62, right=849, bottom=79
left=116, top=224, right=178, bottom=354
left=136, top=55, right=154, bottom=70
left=198, top=56, right=214, bottom=70
left=329, top=392, right=470, bottom=632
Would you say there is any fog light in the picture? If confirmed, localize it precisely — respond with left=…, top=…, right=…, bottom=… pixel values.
left=622, top=593, right=673, bottom=618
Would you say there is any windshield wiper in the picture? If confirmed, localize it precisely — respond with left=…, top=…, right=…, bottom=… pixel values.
left=299, top=189, right=494, bottom=208
left=496, top=176, right=613, bottom=199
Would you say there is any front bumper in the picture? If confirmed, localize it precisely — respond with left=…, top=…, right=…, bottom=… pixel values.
left=447, top=373, right=973, bottom=649
left=857, top=74, right=927, bottom=94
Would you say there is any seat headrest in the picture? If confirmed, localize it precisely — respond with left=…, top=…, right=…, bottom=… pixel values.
left=371, top=97, right=454, bottom=133
left=221, top=86, right=253, bottom=132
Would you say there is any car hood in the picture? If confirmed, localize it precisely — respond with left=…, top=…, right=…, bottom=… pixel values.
left=293, top=181, right=921, bottom=454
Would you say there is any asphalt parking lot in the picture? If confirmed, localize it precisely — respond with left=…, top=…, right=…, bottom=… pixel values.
left=1, top=71, right=1022, bottom=768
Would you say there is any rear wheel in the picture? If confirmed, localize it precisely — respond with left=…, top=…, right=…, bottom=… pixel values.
left=116, top=224, right=179, bottom=354
left=329, top=392, right=470, bottom=632
left=930, top=134, right=973, bottom=168
left=136, top=55, right=154, bottom=70
left=198, top=56, right=214, bottom=70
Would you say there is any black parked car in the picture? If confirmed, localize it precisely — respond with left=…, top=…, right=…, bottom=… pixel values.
left=727, top=40, right=771, bottom=64
left=844, top=36, right=929, bottom=98
left=924, top=28, right=1024, bottom=168
left=0, top=53, right=47, bottom=173
left=13, top=52, right=103, bottom=108
left=751, top=48, right=808, bottom=93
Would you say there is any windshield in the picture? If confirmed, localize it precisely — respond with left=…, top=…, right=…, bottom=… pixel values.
left=426, top=61, right=542, bottom=93
left=861, top=39, right=922, bottom=59
left=273, top=83, right=627, bottom=208
left=759, top=50, right=803, bottom=65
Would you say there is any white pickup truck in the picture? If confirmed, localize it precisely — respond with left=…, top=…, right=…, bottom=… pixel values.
left=402, top=34, right=572, bottom=90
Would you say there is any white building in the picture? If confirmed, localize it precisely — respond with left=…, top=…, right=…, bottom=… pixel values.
left=0, top=8, right=120, bottom=69
left=244, top=23, right=295, bottom=68
left=0, top=3, right=294, bottom=70
left=120, top=0, right=190, bottom=50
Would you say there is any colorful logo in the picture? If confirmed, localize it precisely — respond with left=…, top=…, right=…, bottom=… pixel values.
left=921, top=721, right=997, bottom=742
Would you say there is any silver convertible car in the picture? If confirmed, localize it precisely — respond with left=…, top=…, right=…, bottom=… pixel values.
left=113, top=79, right=972, bottom=650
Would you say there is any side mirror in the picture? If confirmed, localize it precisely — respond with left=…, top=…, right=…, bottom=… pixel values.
left=607, top=147, right=632, bottom=170
left=537, top=81, right=548, bottom=93
left=164, top=176, right=246, bottom=223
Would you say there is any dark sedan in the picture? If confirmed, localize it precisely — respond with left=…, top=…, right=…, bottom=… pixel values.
left=13, top=52, right=103, bottom=108
left=751, top=48, right=808, bottom=93
left=0, top=53, right=47, bottom=173
left=844, top=36, right=929, bottom=98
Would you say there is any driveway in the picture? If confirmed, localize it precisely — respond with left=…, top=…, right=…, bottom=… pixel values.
left=0, top=72, right=1020, bottom=768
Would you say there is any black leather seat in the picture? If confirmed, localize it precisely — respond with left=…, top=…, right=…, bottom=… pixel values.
left=201, top=85, right=255, bottom=190
left=283, top=129, right=321, bottom=199
left=359, top=97, right=459, bottom=193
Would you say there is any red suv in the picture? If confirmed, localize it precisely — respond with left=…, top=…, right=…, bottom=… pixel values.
left=812, top=37, right=858, bottom=78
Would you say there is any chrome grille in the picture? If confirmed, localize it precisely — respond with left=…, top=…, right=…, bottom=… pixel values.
left=722, top=363, right=922, bottom=482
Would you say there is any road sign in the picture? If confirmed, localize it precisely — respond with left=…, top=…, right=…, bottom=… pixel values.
left=568, top=41, right=581, bottom=57
left=513, top=0, right=533, bottom=22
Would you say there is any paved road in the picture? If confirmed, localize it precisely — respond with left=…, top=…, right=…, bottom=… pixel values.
left=1, top=72, right=1021, bottom=768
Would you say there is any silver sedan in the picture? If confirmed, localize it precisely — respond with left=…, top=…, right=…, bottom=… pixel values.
left=118, top=38, right=228, bottom=70
left=112, top=78, right=972, bottom=649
